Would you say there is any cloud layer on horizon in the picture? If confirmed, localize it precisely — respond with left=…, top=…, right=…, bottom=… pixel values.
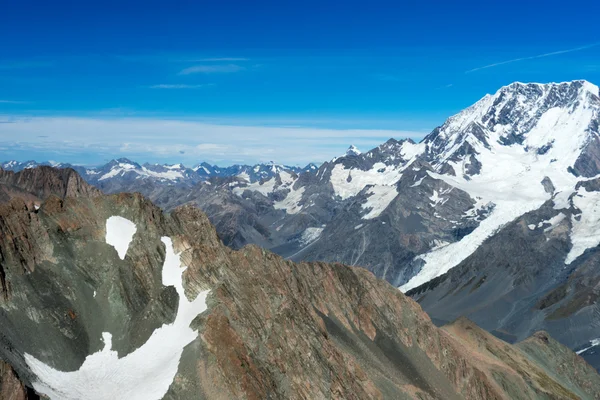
left=0, top=115, right=427, bottom=166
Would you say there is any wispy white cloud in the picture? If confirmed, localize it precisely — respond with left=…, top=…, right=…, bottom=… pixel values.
left=466, top=42, right=600, bottom=73
left=147, top=84, right=215, bottom=89
left=179, top=64, right=245, bottom=75
left=116, top=54, right=249, bottom=63
left=0, top=100, right=30, bottom=104
left=0, top=115, right=427, bottom=165
left=186, top=57, right=249, bottom=62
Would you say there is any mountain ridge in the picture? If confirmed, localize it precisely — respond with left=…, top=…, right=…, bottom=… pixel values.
left=1, top=169, right=599, bottom=398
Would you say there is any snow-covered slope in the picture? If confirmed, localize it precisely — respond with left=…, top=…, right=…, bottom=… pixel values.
left=95, top=159, right=195, bottom=183
left=345, top=145, right=362, bottom=156
left=402, top=80, right=600, bottom=291
left=24, top=220, right=210, bottom=400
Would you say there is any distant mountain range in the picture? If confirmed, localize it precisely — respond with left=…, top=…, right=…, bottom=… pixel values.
left=3, top=79, right=600, bottom=371
left=1, top=158, right=318, bottom=185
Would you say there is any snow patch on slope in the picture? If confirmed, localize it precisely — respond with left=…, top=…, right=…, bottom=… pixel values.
left=274, top=187, right=305, bottom=214
left=233, top=170, right=305, bottom=214
left=330, top=144, right=425, bottom=219
left=237, top=171, right=251, bottom=182
left=577, top=338, right=600, bottom=355
left=565, top=188, right=600, bottom=264
left=233, top=178, right=276, bottom=197
left=99, top=162, right=185, bottom=181
left=330, top=162, right=404, bottom=200
left=299, top=227, right=324, bottom=245
left=429, top=190, right=450, bottom=207
left=529, top=213, right=567, bottom=232
left=362, top=185, right=398, bottom=219
left=99, top=163, right=136, bottom=180
left=140, top=167, right=184, bottom=180
left=411, top=176, right=425, bottom=187
left=105, top=216, right=137, bottom=260
left=25, top=237, right=210, bottom=400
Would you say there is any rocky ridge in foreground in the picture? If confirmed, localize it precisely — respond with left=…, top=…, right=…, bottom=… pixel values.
left=0, top=167, right=599, bottom=398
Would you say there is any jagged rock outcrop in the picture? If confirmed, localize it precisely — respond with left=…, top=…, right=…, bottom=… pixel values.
left=1, top=360, right=38, bottom=399
left=0, top=166, right=101, bottom=204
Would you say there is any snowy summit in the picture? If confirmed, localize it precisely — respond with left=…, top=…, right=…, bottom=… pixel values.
left=345, top=145, right=362, bottom=156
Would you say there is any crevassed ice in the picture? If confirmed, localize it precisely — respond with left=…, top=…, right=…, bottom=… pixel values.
left=25, top=236, right=210, bottom=400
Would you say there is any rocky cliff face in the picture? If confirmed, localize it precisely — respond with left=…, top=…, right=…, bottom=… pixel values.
left=0, top=166, right=101, bottom=204
left=1, top=360, right=38, bottom=399
left=0, top=169, right=599, bottom=399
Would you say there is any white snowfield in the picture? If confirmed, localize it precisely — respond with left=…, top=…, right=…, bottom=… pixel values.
left=99, top=162, right=185, bottom=182
left=232, top=141, right=423, bottom=220
left=25, top=235, right=210, bottom=400
left=330, top=140, right=425, bottom=220
left=361, top=185, right=399, bottom=219
left=401, top=81, right=600, bottom=292
left=105, top=216, right=137, bottom=260
left=233, top=170, right=305, bottom=214
left=299, top=227, right=324, bottom=245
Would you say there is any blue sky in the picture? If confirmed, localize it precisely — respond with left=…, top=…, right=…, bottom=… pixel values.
left=1, top=0, right=600, bottom=166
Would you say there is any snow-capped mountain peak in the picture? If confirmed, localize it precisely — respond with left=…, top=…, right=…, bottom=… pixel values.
left=164, top=163, right=185, bottom=170
left=2, top=160, right=19, bottom=169
left=402, top=80, right=600, bottom=291
left=424, top=80, right=600, bottom=176
left=345, top=145, right=362, bottom=156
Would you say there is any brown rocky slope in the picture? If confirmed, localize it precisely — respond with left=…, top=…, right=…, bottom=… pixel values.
left=0, top=167, right=599, bottom=399
left=0, top=166, right=100, bottom=205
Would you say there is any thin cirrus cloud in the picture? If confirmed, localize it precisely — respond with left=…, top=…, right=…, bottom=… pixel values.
left=466, top=42, right=600, bottom=73
left=0, top=100, right=30, bottom=104
left=179, top=64, right=245, bottom=75
left=148, top=84, right=215, bottom=89
left=115, top=54, right=249, bottom=63
left=184, top=57, right=249, bottom=62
